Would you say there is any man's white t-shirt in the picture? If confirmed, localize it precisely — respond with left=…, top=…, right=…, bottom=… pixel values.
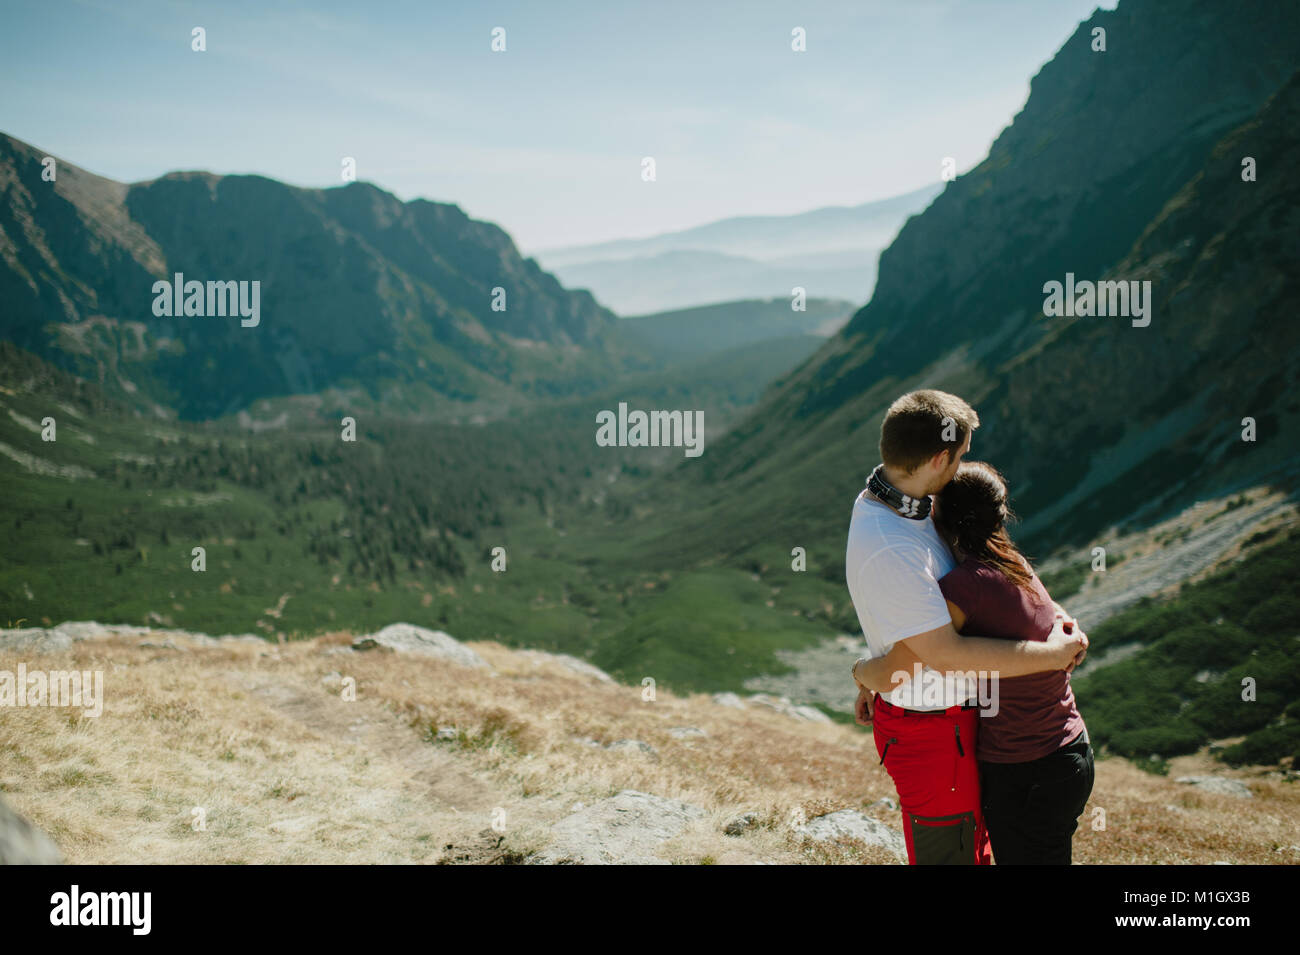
left=846, top=488, right=974, bottom=710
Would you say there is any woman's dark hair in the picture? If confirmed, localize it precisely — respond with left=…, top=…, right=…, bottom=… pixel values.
left=934, top=460, right=1035, bottom=591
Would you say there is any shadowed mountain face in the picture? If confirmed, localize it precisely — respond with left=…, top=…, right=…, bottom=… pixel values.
left=974, top=69, right=1300, bottom=545
left=663, top=0, right=1300, bottom=562
left=0, top=137, right=625, bottom=419
left=807, top=0, right=1300, bottom=415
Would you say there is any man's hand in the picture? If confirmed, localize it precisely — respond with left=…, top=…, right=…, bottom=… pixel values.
left=854, top=685, right=875, bottom=726
left=853, top=647, right=915, bottom=695
left=1053, top=606, right=1089, bottom=671
left=1047, top=611, right=1088, bottom=671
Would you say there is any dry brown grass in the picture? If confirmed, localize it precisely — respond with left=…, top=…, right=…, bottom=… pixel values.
left=2, top=631, right=1296, bottom=864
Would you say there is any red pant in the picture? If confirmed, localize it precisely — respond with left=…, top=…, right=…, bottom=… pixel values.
left=872, top=696, right=991, bottom=865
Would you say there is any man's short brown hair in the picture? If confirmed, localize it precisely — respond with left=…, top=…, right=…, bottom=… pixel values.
left=879, top=390, right=980, bottom=474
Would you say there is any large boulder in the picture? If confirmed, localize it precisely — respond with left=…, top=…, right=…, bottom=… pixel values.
left=535, top=790, right=706, bottom=865
left=0, top=796, right=62, bottom=864
left=351, top=623, right=488, bottom=668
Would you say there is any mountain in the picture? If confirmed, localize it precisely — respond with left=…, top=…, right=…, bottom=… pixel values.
left=648, top=0, right=1300, bottom=569
left=0, top=133, right=634, bottom=420
left=531, top=185, right=941, bottom=314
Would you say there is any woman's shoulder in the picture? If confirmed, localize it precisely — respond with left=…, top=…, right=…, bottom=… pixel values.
left=1026, top=568, right=1054, bottom=604
left=949, top=557, right=1046, bottom=600
left=959, top=557, right=1005, bottom=581
left=939, top=557, right=988, bottom=598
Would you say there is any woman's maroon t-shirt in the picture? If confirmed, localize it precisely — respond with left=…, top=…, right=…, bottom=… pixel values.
left=938, top=558, right=1085, bottom=763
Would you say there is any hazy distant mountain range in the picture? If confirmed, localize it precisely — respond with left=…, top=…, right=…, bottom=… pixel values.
left=531, top=184, right=941, bottom=314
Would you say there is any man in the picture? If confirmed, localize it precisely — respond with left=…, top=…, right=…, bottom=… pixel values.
left=844, top=390, right=1086, bottom=865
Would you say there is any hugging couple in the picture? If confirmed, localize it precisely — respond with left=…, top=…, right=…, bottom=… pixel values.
left=848, top=390, right=1093, bottom=865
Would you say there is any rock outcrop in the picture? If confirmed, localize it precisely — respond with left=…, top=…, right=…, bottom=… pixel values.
left=0, top=620, right=262, bottom=653
left=352, top=623, right=488, bottom=669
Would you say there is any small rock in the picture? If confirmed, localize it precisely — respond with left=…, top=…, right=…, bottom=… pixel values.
left=534, top=790, right=706, bottom=865
left=799, top=809, right=907, bottom=860
left=712, top=692, right=745, bottom=709
left=605, top=739, right=658, bottom=758
left=724, top=812, right=760, bottom=836
left=321, top=671, right=342, bottom=686
left=871, top=797, right=897, bottom=812
left=668, top=726, right=707, bottom=739
left=268, top=816, right=322, bottom=834
left=746, top=693, right=790, bottom=712
left=1175, top=776, right=1253, bottom=798
left=788, top=705, right=832, bottom=723
left=746, top=693, right=832, bottom=723
left=519, top=650, right=614, bottom=683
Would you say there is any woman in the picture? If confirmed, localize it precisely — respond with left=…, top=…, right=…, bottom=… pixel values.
left=929, top=460, right=1093, bottom=864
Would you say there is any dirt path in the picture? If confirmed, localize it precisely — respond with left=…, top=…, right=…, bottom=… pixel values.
left=234, top=670, right=497, bottom=812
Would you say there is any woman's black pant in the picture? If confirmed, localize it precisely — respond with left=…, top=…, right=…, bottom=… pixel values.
left=978, top=734, right=1095, bottom=865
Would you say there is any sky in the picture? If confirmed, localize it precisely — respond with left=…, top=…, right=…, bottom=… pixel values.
left=1, top=0, right=1109, bottom=251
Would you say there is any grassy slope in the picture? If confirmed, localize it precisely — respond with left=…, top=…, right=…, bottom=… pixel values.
left=616, top=297, right=851, bottom=358
left=1075, top=529, right=1300, bottom=766
left=0, top=337, right=850, bottom=695
left=4, top=627, right=1295, bottom=864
